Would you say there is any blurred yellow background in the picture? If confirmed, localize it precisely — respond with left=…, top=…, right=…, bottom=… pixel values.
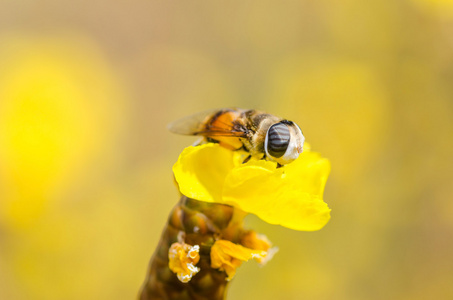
left=1, top=1, right=452, bottom=299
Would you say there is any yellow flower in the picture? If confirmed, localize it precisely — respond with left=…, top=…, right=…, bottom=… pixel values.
left=210, top=240, right=268, bottom=281
left=173, top=143, right=331, bottom=231
left=168, top=242, right=201, bottom=283
left=0, top=34, right=127, bottom=229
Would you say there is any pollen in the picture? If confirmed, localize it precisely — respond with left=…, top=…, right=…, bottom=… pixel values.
left=168, top=242, right=201, bottom=283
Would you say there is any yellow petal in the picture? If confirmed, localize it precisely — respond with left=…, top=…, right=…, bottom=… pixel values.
left=210, top=240, right=267, bottom=280
left=223, top=151, right=331, bottom=231
left=284, top=151, right=331, bottom=198
left=173, top=144, right=235, bottom=202
left=255, top=193, right=331, bottom=231
left=172, top=143, right=331, bottom=231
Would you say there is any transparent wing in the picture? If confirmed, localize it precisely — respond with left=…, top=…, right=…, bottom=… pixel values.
left=167, top=109, right=218, bottom=135
left=167, top=108, right=248, bottom=138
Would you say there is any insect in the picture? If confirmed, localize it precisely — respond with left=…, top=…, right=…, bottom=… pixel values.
left=168, top=108, right=305, bottom=165
left=140, top=109, right=302, bottom=299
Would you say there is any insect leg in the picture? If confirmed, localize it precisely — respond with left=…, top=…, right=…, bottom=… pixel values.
left=242, top=155, right=252, bottom=164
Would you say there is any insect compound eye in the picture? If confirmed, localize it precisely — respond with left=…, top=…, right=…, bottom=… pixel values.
left=266, top=123, right=290, bottom=158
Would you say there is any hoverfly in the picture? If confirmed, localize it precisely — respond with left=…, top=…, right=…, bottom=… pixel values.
left=168, top=108, right=305, bottom=166
left=140, top=108, right=304, bottom=299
